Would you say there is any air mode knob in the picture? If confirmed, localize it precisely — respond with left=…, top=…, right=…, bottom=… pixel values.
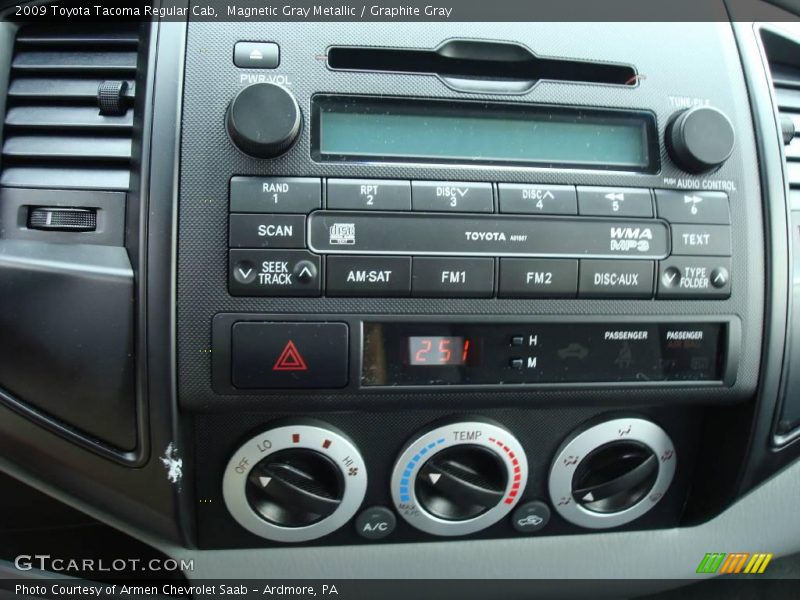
left=667, top=106, right=734, bottom=173
left=549, top=417, right=676, bottom=529
left=226, top=83, right=301, bottom=158
left=222, top=422, right=367, bottom=542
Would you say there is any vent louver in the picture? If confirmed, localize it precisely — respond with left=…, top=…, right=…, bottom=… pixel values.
left=0, top=25, right=141, bottom=191
left=763, top=30, right=800, bottom=205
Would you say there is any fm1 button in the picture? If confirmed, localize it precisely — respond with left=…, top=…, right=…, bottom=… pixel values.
left=511, top=500, right=551, bottom=534
left=355, top=506, right=397, bottom=540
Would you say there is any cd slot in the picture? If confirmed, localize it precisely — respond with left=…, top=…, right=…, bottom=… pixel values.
left=327, top=40, right=637, bottom=92
left=307, top=211, right=670, bottom=259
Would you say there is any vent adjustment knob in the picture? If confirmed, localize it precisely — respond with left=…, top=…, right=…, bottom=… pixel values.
left=226, top=83, right=301, bottom=158
left=667, top=106, right=734, bottom=173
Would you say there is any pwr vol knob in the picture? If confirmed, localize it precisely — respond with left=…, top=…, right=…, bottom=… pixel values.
left=391, top=421, right=528, bottom=536
left=223, top=423, right=367, bottom=542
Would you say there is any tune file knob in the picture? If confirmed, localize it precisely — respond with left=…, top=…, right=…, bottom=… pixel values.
left=667, top=106, right=735, bottom=173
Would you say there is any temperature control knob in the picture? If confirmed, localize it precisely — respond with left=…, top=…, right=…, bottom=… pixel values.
left=226, top=83, right=301, bottom=158
left=223, top=422, right=367, bottom=542
left=549, top=417, right=676, bottom=529
left=667, top=106, right=734, bottom=173
left=391, top=420, right=527, bottom=536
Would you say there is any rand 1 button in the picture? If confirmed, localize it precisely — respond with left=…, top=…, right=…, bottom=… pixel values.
left=231, top=322, right=348, bottom=389
left=657, top=256, right=731, bottom=298
left=229, top=214, right=305, bottom=248
left=498, top=259, right=578, bottom=298
left=229, top=249, right=321, bottom=296
left=327, top=178, right=411, bottom=210
left=671, top=224, right=732, bottom=256
left=498, top=183, right=577, bottom=215
left=577, top=186, right=653, bottom=217
left=412, top=257, right=494, bottom=298
left=411, top=181, right=493, bottom=213
left=327, top=256, right=411, bottom=297
left=578, top=260, right=654, bottom=298
left=230, top=177, right=321, bottom=213
left=655, top=190, right=730, bottom=224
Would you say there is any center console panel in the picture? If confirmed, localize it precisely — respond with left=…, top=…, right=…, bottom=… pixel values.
left=178, top=22, right=764, bottom=548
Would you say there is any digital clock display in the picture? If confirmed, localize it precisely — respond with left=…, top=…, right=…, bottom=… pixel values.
left=408, top=336, right=471, bottom=366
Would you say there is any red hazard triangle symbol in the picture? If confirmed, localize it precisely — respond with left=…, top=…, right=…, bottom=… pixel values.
left=272, top=340, right=308, bottom=371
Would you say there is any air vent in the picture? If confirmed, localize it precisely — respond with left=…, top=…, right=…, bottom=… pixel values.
left=763, top=31, right=800, bottom=199
left=0, top=25, right=141, bottom=191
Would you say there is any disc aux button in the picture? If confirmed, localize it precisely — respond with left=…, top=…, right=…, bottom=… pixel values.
left=579, top=260, right=654, bottom=298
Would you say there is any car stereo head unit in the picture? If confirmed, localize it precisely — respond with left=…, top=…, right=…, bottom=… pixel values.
left=171, top=24, right=763, bottom=410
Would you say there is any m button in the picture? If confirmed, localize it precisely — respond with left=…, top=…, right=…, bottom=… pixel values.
left=231, top=322, right=349, bottom=389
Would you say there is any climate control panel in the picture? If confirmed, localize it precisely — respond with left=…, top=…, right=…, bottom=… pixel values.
left=210, top=414, right=680, bottom=546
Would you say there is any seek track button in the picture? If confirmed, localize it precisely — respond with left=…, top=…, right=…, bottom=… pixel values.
left=229, top=249, right=321, bottom=296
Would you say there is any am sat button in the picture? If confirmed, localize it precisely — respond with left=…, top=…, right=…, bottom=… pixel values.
left=231, top=322, right=349, bottom=389
left=327, top=256, right=411, bottom=297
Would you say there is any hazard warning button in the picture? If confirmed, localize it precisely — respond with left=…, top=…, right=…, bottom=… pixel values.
left=231, top=322, right=349, bottom=389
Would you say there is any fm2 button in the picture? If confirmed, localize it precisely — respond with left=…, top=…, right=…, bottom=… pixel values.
left=229, top=249, right=321, bottom=296
left=355, top=506, right=397, bottom=540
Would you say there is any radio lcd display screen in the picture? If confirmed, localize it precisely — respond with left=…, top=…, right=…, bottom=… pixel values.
left=312, top=95, right=657, bottom=171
